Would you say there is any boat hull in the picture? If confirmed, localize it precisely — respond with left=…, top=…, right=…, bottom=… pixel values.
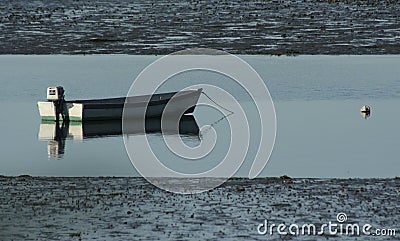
left=38, top=89, right=202, bottom=122
left=37, top=102, right=83, bottom=122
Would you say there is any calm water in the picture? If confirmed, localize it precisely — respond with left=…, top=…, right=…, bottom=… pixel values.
left=0, top=55, right=399, bottom=178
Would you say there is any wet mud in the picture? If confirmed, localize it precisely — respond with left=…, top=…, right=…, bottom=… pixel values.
left=0, top=0, right=399, bottom=55
left=1, top=176, right=398, bottom=240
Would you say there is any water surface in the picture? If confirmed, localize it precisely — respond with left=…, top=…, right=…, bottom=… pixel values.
left=0, top=55, right=399, bottom=178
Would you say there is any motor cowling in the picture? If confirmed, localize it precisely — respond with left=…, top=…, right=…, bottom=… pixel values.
left=47, top=86, right=65, bottom=101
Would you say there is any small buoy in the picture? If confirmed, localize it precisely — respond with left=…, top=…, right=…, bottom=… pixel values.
left=360, top=105, right=371, bottom=119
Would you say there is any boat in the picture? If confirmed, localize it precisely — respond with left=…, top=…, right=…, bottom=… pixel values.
left=37, top=86, right=202, bottom=122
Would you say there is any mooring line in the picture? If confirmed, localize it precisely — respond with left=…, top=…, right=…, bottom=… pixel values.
left=201, top=91, right=234, bottom=115
left=199, top=91, right=234, bottom=138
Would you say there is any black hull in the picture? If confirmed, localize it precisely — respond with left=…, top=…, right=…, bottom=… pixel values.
left=66, top=89, right=202, bottom=121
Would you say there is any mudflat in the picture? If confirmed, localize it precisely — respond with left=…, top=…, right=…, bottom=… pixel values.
left=1, top=0, right=399, bottom=55
left=1, top=176, right=398, bottom=240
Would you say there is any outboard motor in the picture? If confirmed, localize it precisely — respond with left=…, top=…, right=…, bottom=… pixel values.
left=47, top=86, right=68, bottom=122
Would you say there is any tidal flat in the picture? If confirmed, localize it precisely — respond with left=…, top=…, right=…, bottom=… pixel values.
left=0, top=176, right=398, bottom=240
left=0, top=0, right=399, bottom=55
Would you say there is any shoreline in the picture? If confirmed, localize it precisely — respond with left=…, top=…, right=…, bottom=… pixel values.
left=1, top=175, right=400, bottom=179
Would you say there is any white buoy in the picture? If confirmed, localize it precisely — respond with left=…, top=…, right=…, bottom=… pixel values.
left=360, top=105, right=371, bottom=119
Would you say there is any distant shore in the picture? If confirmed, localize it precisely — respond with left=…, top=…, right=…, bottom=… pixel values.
left=0, top=0, right=399, bottom=55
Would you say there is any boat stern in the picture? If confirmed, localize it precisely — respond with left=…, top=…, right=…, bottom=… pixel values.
left=37, top=101, right=83, bottom=122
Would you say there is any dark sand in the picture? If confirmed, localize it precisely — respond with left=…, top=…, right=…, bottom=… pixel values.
left=0, top=0, right=399, bottom=55
left=0, top=176, right=398, bottom=240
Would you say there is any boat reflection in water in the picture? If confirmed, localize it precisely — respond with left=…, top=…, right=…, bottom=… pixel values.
left=38, top=116, right=200, bottom=159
